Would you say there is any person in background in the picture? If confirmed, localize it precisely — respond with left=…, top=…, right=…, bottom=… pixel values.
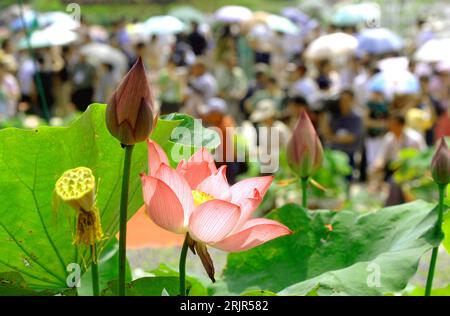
left=287, top=62, right=319, bottom=111
left=70, top=52, right=96, bottom=112
left=187, top=21, right=207, bottom=56
left=157, top=58, right=184, bottom=115
left=271, top=31, right=289, bottom=87
left=364, top=90, right=389, bottom=172
left=32, top=52, right=57, bottom=118
left=0, top=59, right=20, bottom=121
left=370, top=114, right=426, bottom=182
left=110, top=18, right=133, bottom=66
left=199, top=97, right=242, bottom=184
left=434, top=107, right=450, bottom=141
left=214, top=25, right=236, bottom=63
left=321, top=89, right=363, bottom=179
left=248, top=23, right=273, bottom=65
left=130, top=42, right=148, bottom=69
left=1, top=39, right=17, bottom=73
left=55, top=45, right=76, bottom=116
left=172, top=33, right=196, bottom=67
left=95, top=62, right=121, bottom=103
left=240, top=63, right=269, bottom=120
left=340, top=55, right=362, bottom=89
left=353, top=62, right=378, bottom=110
left=249, top=99, right=291, bottom=175
left=215, top=53, right=248, bottom=122
left=315, top=59, right=341, bottom=98
left=283, top=96, right=315, bottom=130
left=183, top=59, right=217, bottom=116
left=16, top=51, right=35, bottom=113
left=418, top=75, right=444, bottom=145
left=148, top=35, right=167, bottom=72
left=236, top=25, right=254, bottom=81
left=245, top=76, right=285, bottom=115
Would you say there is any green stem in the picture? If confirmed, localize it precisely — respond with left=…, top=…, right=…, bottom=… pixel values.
left=91, top=244, right=99, bottom=296
left=301, top=177, right=309, bottom=208
left=425, top=184, right=446, bottom=296
left=118, top=145, right=134, bottom=296
left=179, top=233, right=189, bottom=296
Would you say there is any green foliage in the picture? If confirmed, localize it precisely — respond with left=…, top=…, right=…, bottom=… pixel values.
left=158, top=113, right=220, bottom=167
left=0, top=104, right=218, bottom=294
left=406, top=284, right=450, bottom=296
left=311, top=149, right=352, bottom=198
left=102, top=277, right=179, bottom=296
left=77, top=238, right=132, bottom=296
left=241, top=290, right=277, bottom=296
left=443, top=209, right=450, bottom=254
left=0, top=272, right=56, bottom=296
left=392, top=138, right=450, bottom=202
left=149, top=263, right=209, bottom=296
left=222, top=200, right=441, bottom=296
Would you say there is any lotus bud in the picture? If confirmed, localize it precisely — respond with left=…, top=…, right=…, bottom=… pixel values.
left=286, top=111, right=324, bottom=178
left=431, top=138, right=450, bottom=186
left=55, top=167, right=103, bottom=246
left=106, top=57, right=156, bottom=146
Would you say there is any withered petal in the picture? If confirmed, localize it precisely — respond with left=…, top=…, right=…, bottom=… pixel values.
left=194, top=242, right=215, bottom=283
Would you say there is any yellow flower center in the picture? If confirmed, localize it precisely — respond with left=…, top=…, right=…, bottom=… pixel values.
left=192, top=190, right=214, bottom=207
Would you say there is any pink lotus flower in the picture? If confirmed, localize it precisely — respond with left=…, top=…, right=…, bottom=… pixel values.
left=286, top=111, right=324, bottom=178
left=431, top=138, right=450, bottom=185
left=141, top=140, right=292, bottom=281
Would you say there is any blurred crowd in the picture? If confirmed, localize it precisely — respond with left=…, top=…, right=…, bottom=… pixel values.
left=1, top=4, right=450, bottom=188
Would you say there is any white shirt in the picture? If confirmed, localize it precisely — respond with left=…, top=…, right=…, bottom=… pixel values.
left=289, top=77, right=319, bottom=110
left=373, top=128, right=427, bottom=169
left=17, top=58, right=35, bottom=95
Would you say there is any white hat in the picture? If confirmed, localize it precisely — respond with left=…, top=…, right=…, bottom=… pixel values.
left=250, top=99, right=277, bottom=122
left=198, top=97, right=228, bottom=115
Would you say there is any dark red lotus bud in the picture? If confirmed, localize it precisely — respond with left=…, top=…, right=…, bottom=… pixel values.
left=431, top=138, right=450, bottom=185
left=286, top=111, right=324, bottom=178
left=106, top=57, right=156, bottom=145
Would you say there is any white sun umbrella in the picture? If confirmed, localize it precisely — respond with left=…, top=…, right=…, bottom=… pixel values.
left=144, top=16, right=186, bottom=35
left=126, top=22, right=148, bottom=42
left=266, top=14, right=300, bottom=35
left=332, top=3, right=381, bottom=27
left=377, top=57, right=409, bottom=72
left=89, top=25, right=109, bottom=42
left=17, top=26, right=78, bottom=49
left=38, top=11, right=80, bottom=30
left=80, top=43, right=128, bottom=74
left=368, top=69, right=420, bottom=98
left=414, top=38, right=450, bottom=63
left=215, top=5, right=252, bottom=23
left=305, top=32, right=357, bottom=60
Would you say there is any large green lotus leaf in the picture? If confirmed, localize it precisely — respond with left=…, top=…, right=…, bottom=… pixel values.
left=222, top=200, right=441, bottom=295
left=0, top=104, right=219, bottom=293
left=0, top=272, right=56, bottom=296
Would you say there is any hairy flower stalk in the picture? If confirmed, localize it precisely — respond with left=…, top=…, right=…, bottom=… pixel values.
left=106, top=56, right=156, bottom=296
left=55, top=167, right=102, bottom=296
left=286, top=112, right=324, bottom=208
left=425, top=138, right=450, bottom=296
left=141, top=140, right=292, bottom=295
